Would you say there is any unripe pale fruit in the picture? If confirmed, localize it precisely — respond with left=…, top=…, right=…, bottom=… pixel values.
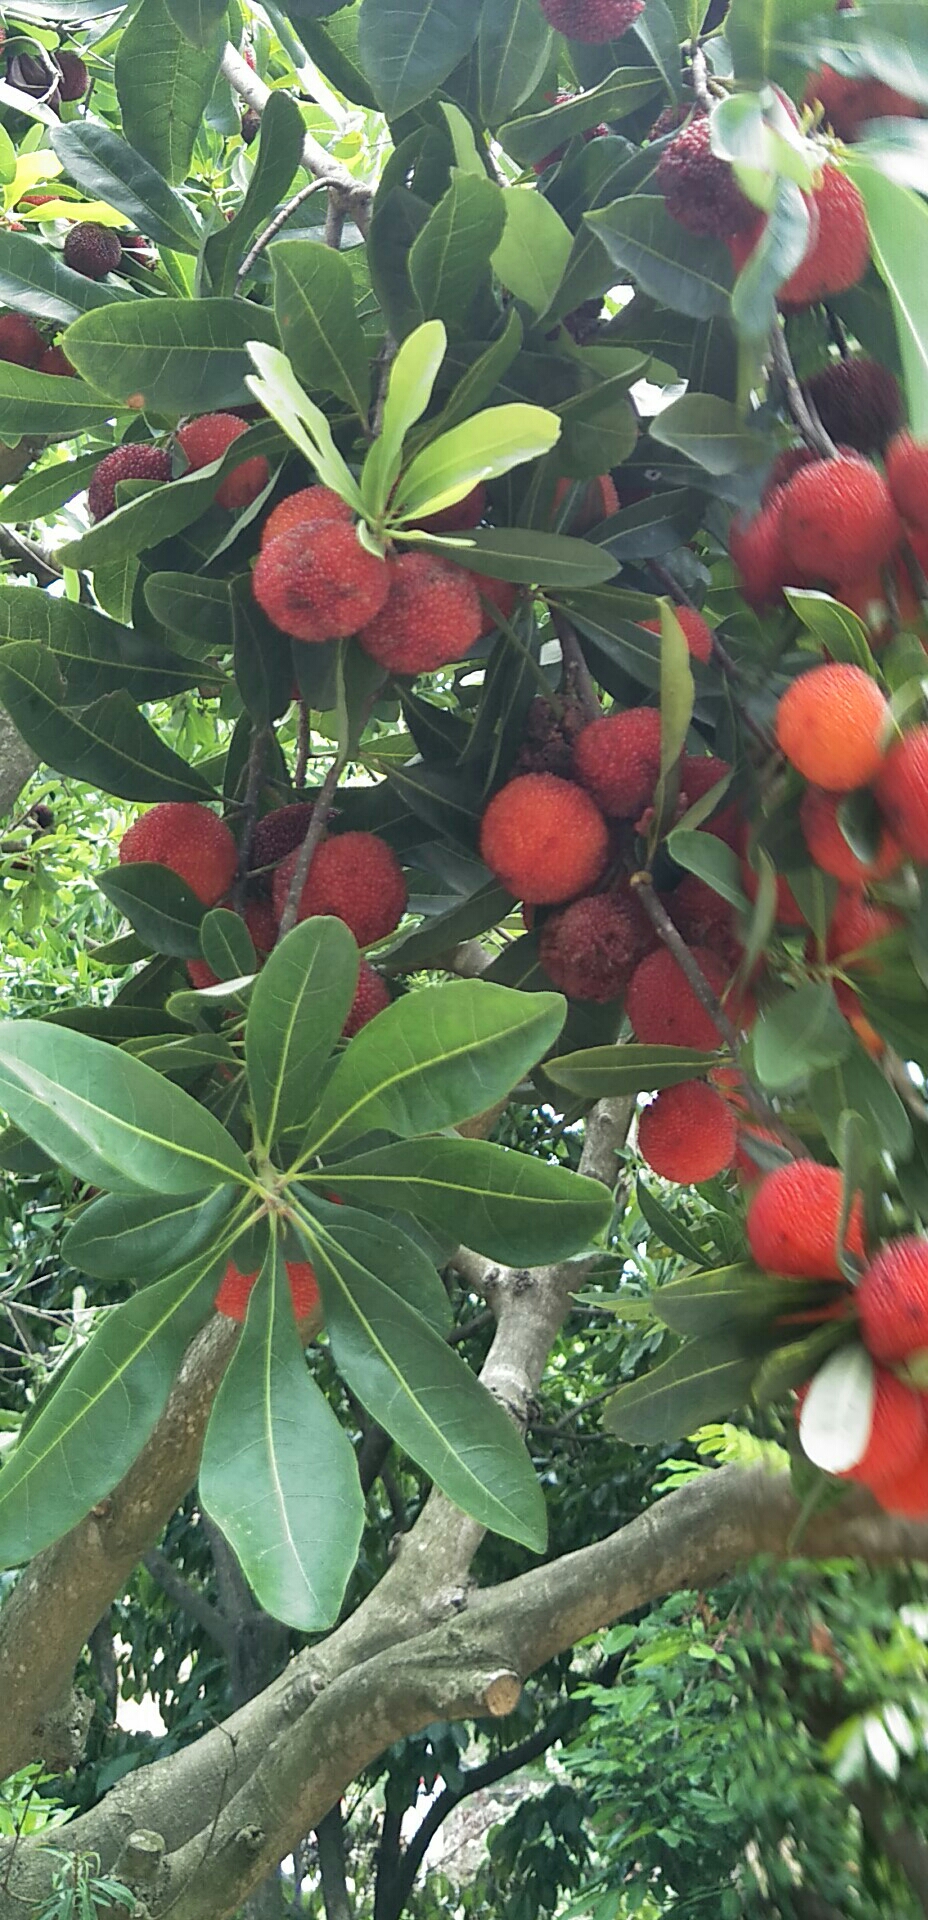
left=215, top=1259, right=320, bottom=1325
left=343, top=960, right=391, bottom=1036
left=538, top=0, right=645, bottom=42
left=271, top=832, right=407, bottom=947
left=656, top=112, right=757, bottom=240
left=119, top=802, right=238, bottom=907
left=746, top=1161, right=864, bottom=1280
left=778, top=166, right=870, bottom=307
left=799, top=787, right=901, bottom=885
left=253, top=522, right=390, bottom=643
left=642, top=606, right=712, bottom=663
left=572, top=707, right=662, bottom=819
left=638, top=1080, right=736, bottom=1184
left=357, top=552, right=482, bottom=675
left=260, top=486, right=353, bottom=549
left=626, top=946, right=745, bottom=1050
left=0, top=313, right=43, bottom=367
left=779, top=457, right=900, bottom=586
left=88, top=444, right=171, bottom=522
left=479, top=773, right=610, bottom=906
left=857, top=1236, right=928, bottom=1363
left=63, top=221, right=122, bottom=280
left=775, top=663, right=890, bottom=791
left=539, top=891, right=651, bottom=1002
left=874, top=726, right=928, bottom=861
left=176, top=412, right=269, bottom=510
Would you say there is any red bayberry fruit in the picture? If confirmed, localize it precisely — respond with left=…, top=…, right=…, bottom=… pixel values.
left=479, top=772, right=610, bottom=906
left=626, top=946, right=746, bottom=1050
left=857, top=1236, right=928, bottom=1363
left=473, top=572, right=519, bottom=637
left=747, top=1160, right=864, bottom=1279
left=779, top=457, right=900, bottom=587
left=871, top=1425, right=928, bottom=1518
left=176, top=412, right=269, bottom=511
left=778, top=166, right=870, bottom=307
left=656, top=112, right=758, bottom=240
left=572, top=708, right=662, bottom=819
left=800, top=787, right=901, bottom=885
left=886, top=433, right=928, bottom=534
left=250, top=803, right=314, bottom=874
left=729, top=499, right=791, bottom=607
left=775, top=662, right=890, bottom=790
left=87, top=443, right=171, bottom=522
left=119, top=802, right=237, bottom=907
left=806, top=64, right=924, bottom=142
left=63, top=221, right=122, bottom=280
left=0, top=313, right=43, bottom=367
left=215, top=1259, right=320, bottom=1324
left=638, top=1080, right=737, bottom=1183
left=343, top=959, right=391, bottom=1036
left=357, top=552, right=482, bottom=675
left=56, top=50, right=89, bottom=101
left=804, top=357, right=903, bottom=455
left=539, top=891, right=651, bottom=1002
left=260, top=486, right=353, bottom=548
left=253, top=522, right=390, bottom=643
left=271, top=832, right=407, bottom=947
left=874, top=726, right=928, bottom=861
left=538, top=0, right=645, bottom=42
left=841, top=1364, right=928, bottom=1491
left=553, top=473, right=619, bottom=534
left=36, top=344, right=75, bottom=377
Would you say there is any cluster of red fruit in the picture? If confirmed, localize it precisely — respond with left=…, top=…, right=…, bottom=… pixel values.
left=743, top=1160, right=928, bottom=1519
left=537, top=0, right=645, bottom=44
left=85, top=412, right=271, bottom=521
left=117, top=799, right=399, bottom=1037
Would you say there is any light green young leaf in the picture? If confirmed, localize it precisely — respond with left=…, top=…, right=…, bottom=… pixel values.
left=246, top=340, right=364, bottom=510
left=360, top=319, right=448, bottom=520
left=389, top=404, right=561, bottom=523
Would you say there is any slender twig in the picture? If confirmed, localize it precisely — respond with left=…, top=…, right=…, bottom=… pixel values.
left=769, top=324, right=838, bottom=460
left=143, top=1549, right=235, bottom=1657
left=689, top=43, right=713, bottom=111
left=324, top=192, right=346, bottom=252
left=825, top=307, right=850, bottom=359
left=277, top=754, right=341, bottom=942
left=370, top=335, right=397, bottom=439
left=235, top=179, right=327, bottom=291
left=233, top=726, right=269, bottom=910
left=551, top=611, right=601, bottom=723
left=220, top=43, right=372, bottom=238
left=294, top=700, right=311, bottom=791
left=630, top=870, right=807, bottom=1155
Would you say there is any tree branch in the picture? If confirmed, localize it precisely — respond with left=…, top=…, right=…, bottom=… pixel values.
left=769, top=324, right=838, bottom=461
left=143, top=1548, right=236, bottom=1659
left=220, top=44, right=372, bottom=239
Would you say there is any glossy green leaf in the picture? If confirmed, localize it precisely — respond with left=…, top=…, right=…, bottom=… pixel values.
left=206, top=93, right=308, bottom=296
left=0, top=1019, right=254, bottom=1194
left=246, top=918, right=360, bottom=1149
left=97, top=863, right=205, bottom=959
left=500, top=69, right=662, bottom=165
left=302, top=980, right=566, bottom=1155
left=0, top=588, right=201, bottom=706
left=63, top=299, right=280, bottom=418
left=271, top=238, right=371, bottom=418
left=200, top=1243, right=364, bottom=1630
left=66, top=1186, right=236, bottom=1285
left=417, top=525, right=619, bottom=587
left=50, top=121, right=203, bottom=255
left=408, top=174, right=506, bottom=330
left=391, top=404, right=560, bottom=522
left=652, top=1264, right=808, bottom=1338
left=0, top=450, right=100, bottom=525
left=311, top=1135, right=612, bottom=1265
left=665, top=830, right=748, bottom=912
left=59, top=423, right=280, bottom=570
left=201, top=909, right=257, bottom=984
left=0, top=361, right=111, bottom=438
left=545, top=1044, right=720, bottom=1098
left=477, top=0, right=553, bottom=127
left=650, top=393, right=773, bottom=476
left=165, top=0, right=230, bottom=42
left=845, top=158, right=928, bottom=437
left=810, top=1041, right=913, bottom=1165
left=115, top=0, right=224, bottom=185
left=245, top=340, right=363, bottom=508
left=357, top=0, right=481, bottom=116
left=604, top=1336, right=761, bottom=1445
left=361, top=319, right=447, bottom=520
left=0, top=1251, right=225, bottom=1566
left=0, top=226, right=132, bottom=328
left=585, top=197, right=734, bottom=320
left=726, top=0, right=834, bottom=87
left=296, top=1194, right=454, bottom=1335
left=298, top=1208, right=547, bottom=1549
left=753, top=982, right=854, bottom=1092
left=491, top=189, right=573, bottom=318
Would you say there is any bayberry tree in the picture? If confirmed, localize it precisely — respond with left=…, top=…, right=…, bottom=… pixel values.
left=3, top=0, right=928, bottom=1914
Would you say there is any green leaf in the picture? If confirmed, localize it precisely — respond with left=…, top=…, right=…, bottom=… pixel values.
left=545, top=1044, right=720, bottom=1098
left=652, top=1264, right=807, bottom=1338
left=245, top=340, right=363, bottom=508
left=490, top=188, right=573, bottom=319
left=636, top=1177, right=713, bottom=1267
left=753, top=1322, right=847, bottom=1406
left=658, top=602, right=694, bottom=781
left=0, top=361, right=111, bottom=439
left=200, top=1242, right=364, bottom=1630
left=246, top=918, right=359, bottom=1150
left=0, top=644, right=217, bottom=803
left=665, top=831, right=748, bottom=912
left=205, top=94, right=308, bottom=296
left=0, top=587, right=201, bottom=706
left=115, top=0, right=224, bottom=186
left=357, top=0, right=482, bottom=116
left=165, top=0, right=230, bottom=42
left=604, top=1336, right=761, bottom=1445
left=66, top=1186, right=235, bottom=1284
left=63, top=299, right=280, bottom=418
left=500, top=69, right=662, bottom=165
left=97, top=863, right=205, bottom=959
left=0, top=1019, right=254, bottom=1194
left=434, top=312, right=524, bottom=435
left=144, top=572, right=237, bottom=654
left=391, top=404, right=561, bottom=523
left=845, top=159, right=928, bottom=437
left=0, top=1251, right=226, bottom=1567
left=810, top=1041, right=913, bottom=1165
left=201, top=908, right=257, bottom=983
left=310, top=1135, right=612, bottom=1265
left=301, top=980, right=566, bottom=1156
left=58, top=422, right=281, bottom=571
left=477, top=0, right=553, bottom=127
left=297, top=1207, right=547, bottom=1549
left=585, top=197, right=735, bottom=320
left=728, top=0, right=862, bottom=89
left=0, top=450, right=100, bottom=525
left=417, top=525, right=619, bottom=588
left=271, top=238, right=371, bottom=419
left=785, top=588, right=876, bottom=673
left=753, top=982, right=854, bottom=1092
left=0, top=226, right=132, bottom=329
left=50, top=122, right=203, bottom=255
left=650, top=393, right=773, bottom=476
left=296, top=1194, right=454, bottom=1335
left=408, top=173, right=506, bottom=330
left=361, top=319, right=447, bottom=520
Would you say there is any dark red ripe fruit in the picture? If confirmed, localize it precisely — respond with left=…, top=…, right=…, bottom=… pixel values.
left=260, top=486, right=353, bottom=549
left=637, top=1081, right=736, bottom=1184
left=415, top=483, right=486, bottom=534
left=357, top=552, right=482, bottom=675
left=479, top=773, right=610, bottom=906
left=271, top=832, right=407, bottom=948
left=56, top=50, right=89, bottom=100
left=572, top=708, right=662, bottom=819
left=656, top=112, right=757, bottom=240
left=87, top=444, right=172, bottom=522
left=778, top=166, right=870, bottom=307
left=539, top=891, right=650, bottom=1002
left=37, top=344, right=75, bottom=378
left=729, top=500, right=791, bottom=608
left=63, top=222, right=122, bottom=280
left=538, top=0, right=645, bottom=41
left=667, top=873, right=735, bottom=955
left=250, top=803, right=314, bottom=874
left=0, top=314, right=43, bottom=367
left=253, top=522, right=389, bottom=644
left=804, top=358, right=903, bottom=455
left=871, top=1430, right=928, bottom=1519
left=857, top=1237, right=928, bottom=1363
left=875, top=726, right=928, bottom=862
left=119, top=802, right=238, bottom=907
left=746, top=1161, right=864, bottom=1280
left=343, top=960, right=392, bottom=1036
left=176, top=413, right=269, bottom=511
left=885, top=433, right=928, bottom=534
left=626, top=946, right=742, bottom=1050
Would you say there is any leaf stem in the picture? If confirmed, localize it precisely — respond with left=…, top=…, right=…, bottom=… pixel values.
left=769, top=323, right=838, bottom=460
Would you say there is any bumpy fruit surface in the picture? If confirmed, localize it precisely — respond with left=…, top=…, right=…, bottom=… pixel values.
left=415, top=483, right=486, bottom=533
left=778, top=166, right=869, bottom=306
left=538, top=0, right=645, bottom=42
left=642, top=606, right=712, bottom=663
left=260, top=486, right=353, bottom=548
left=871, top=1430, right=928, bottom=1518
left=176, top=412, right=269, bottom=510
left=746, top=1160, right=864, bottom=1279
left=271, top=832, right=407, bottom=947
left=88, top=444, right=171, bottom=522
left=857, top=1236, right=928, bottom=1363
left=763, top=445, right=821, bottom=501
left=667, top=873, right=736, bottom=956
left=0, top=313, right=43, bottom=367
left=250, top=802, right=314, bottom=873
left=119, top=802, right=237, bottom=906
left=572, top=707, right=662, bottom=819
left=804, top=357, right=903, bottom=455
left=841, top=1366, right=928, bottom=1490
left=775, top=662, right=890, bottom=791
left=215, top=1259, right=320, bottom=1325
left=779, top=457, right=900, bottom=586
left=626, top=945, right=741, bottom=1050
left=553, top=473, right=619, bottom=534
left=539, top=891, right=650, bottom=1002
left=63, top=221, right=122, bottom=280
left=800, top=787, right=901, bottom=885
left=656, top=112, right=757, bottom=240
left=357, top=552, right=482, bottom=674
left=638, top=1080, right=736, bottom=1184
left=875, top=726, right=928, bottom=861
left=729, top=500, right=790, bottom=607
left=885, top=433, right=928, bottom=534
left=343, top=960, right=392, bottom=1036
left=479, top=773, right=610, bottom=905
left=253, top=522, right=389, bottom=643
left=473, top=572, right=519, bottom=637
left=826, top=891, right=898, bottom=967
